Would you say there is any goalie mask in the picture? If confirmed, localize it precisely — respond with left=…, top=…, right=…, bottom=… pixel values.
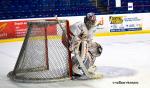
left=84, top=12, right=96, bottom=30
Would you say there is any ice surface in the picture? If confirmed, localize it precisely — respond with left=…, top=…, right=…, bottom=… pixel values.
left=0, top=34, right=150, bottom=88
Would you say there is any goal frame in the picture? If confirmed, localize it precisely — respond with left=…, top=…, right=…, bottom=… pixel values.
left=7, top=19, right=73, bottom=83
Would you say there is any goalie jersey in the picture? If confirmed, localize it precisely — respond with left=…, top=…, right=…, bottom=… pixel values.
left=70, top=21, right=96, bottom=43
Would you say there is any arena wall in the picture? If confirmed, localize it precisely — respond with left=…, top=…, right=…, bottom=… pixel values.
left=0, top=13, right=150, bottom=43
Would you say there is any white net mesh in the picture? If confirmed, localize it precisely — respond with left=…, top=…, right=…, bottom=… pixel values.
left=8, top=20, right=72, bottom=82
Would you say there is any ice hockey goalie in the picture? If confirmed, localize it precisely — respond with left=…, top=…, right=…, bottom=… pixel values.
left=69, top=12, right=103, bottom=79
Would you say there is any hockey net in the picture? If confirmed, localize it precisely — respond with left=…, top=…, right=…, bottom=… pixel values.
left=8, top=20, right=72, bottom=82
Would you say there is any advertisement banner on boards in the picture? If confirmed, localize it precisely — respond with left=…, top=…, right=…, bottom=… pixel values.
left=0, top=20, right=57, bottom=39
left=109, top=16, right=142, bottom=32
left=0, top=21, right=26, bottom=39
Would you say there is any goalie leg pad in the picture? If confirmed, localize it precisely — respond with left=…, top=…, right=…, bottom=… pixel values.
left=72, top=64, right=84, bottom=75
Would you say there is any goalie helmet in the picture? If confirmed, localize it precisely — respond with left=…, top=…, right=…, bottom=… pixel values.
left=84, top=12, right=96, bottom=29
left=86, top=13, right=96, bottom=21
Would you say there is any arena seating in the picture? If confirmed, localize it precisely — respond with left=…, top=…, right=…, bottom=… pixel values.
left=0, top=0, right=150, bottom=20
left=0, top=0, right=99, bottom=19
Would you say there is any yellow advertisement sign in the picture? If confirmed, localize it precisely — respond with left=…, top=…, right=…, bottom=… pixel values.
left=109, top=16, right=123, bottom=24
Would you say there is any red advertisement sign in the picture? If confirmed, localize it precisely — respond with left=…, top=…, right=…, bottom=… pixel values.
left=0, top=20, right=57, bottom=39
